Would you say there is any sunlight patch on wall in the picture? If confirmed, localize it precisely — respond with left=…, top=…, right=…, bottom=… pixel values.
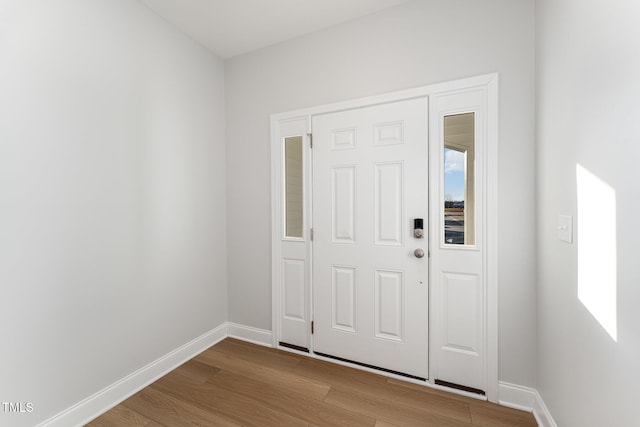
left=576, top=164, right=617, bottom=341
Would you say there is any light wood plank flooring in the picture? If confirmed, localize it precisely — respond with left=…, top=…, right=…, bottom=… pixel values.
left=88, top=338, right=537, bottom=426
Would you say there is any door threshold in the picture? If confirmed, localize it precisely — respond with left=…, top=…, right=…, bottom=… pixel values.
left=279, top=342, right=309, bottom=353
left=435, top=379, right=485, bottom=395
left=314, top=351, right=426, bottom=382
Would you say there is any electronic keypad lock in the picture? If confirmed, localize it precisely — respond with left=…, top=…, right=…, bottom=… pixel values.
left=414, top=218, right=424, bottom=238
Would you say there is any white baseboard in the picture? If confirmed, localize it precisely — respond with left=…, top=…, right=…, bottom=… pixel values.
left=498, top=382, right=557, bottom=427
left=38, top=323, right=227, bottom=427
left=226, top=322, right=273, bottom=347
left=531, top=389, right=557, bottom=427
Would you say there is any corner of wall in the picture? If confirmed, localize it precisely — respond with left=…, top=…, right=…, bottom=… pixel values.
left=39, top=324, right=228, bottom=427
left=498, top=382, right=557, bottom=427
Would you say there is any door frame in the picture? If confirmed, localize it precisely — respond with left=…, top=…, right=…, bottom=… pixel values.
left=270, top=73, right=499, bottom=401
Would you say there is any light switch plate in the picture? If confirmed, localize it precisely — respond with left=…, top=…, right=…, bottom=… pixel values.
left=558, top=215, right=573, bottom=243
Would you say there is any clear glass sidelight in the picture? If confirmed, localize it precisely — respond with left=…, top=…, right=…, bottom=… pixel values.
left=443, top=113, right=475, bottom=246
left=284, top=136, right=304, bottom=238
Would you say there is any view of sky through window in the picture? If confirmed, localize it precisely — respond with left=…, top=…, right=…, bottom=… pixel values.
left=444, top=148, right=465, bottom=202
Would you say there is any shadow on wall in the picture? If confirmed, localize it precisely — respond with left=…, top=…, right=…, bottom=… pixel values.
left=576, top=164, right=617, bottom=342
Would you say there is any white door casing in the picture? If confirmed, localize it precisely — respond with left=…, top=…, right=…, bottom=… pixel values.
left=312, top=98, right=429, bottom=379
left=271, top=74, right=499, bottom=401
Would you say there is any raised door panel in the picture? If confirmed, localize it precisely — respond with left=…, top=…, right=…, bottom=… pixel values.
left=283, top=259, right=305, bottom=321
left=375, top=162, right=404, bottom=247
left=332, top=266, right=357, bottom=333
left=442, top=273, right=480, bottom=354
left=374, top=121, right=404, bottom=146
left=332, top=166, right=357, bottom=244
left=375, top=269, right=404, bottom=341
left=332, top=128, right=357, bottom=151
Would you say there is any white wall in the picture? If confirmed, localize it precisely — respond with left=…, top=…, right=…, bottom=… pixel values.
left=0, top=1, right=226, bottom=426
left=536, top=0, right=640, bottom=425
left=226, top=0, right=537, bottom=387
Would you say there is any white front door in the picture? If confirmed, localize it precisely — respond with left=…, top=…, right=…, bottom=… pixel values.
left=312, top=98, right=429, bottom=379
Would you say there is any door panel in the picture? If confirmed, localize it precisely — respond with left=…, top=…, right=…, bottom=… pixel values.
left=375, top=269, right=404, bottom=341
left=312, top=98, right=429, bottom=379
left=429, top=89, right=486, bottom=392
left=332, top=265, right=357, bottom=332
left=331, top=166, right=357, bottom=243
left=375, top=162, right=404, bottom=246
left=276, top=118, right=311, bottom=351
left=282, top=259, right=305, bottom=320
left=443, top=272, right=481, bottom=352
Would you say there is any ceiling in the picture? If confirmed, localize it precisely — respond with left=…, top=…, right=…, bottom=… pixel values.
left=139, top=0, right=412, bottom=59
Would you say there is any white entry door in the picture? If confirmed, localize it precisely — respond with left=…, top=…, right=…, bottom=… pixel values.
left=312, top=98, right=429, bottom=379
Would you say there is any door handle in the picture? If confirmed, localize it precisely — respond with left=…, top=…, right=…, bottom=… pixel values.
left=414, top=248, right=425, bottom=258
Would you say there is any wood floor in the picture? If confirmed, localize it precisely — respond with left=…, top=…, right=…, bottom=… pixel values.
left=87, top=338, right=537, bottom=426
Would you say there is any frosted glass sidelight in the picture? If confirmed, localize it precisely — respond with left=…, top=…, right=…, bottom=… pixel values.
left=284, top=136, right=304, bottom=238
